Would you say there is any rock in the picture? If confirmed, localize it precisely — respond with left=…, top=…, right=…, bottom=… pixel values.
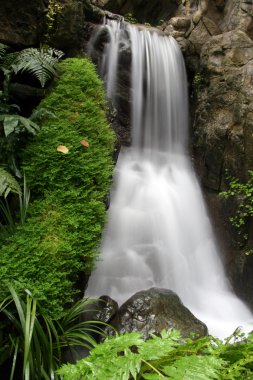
left=108, top=288, right=208, bottom=339
left=62, top=296, right=118, bottom=364
left=80, top=295, right=118, bottom=324
left=100, top=0, right=180, bottom=25
left=193, top=30, right=253, bottom=191
left=189, top=29, right=253, bottom=308
left=170, top=17, right=191, bottom=31
left=0, top=0, right=48, bottom=47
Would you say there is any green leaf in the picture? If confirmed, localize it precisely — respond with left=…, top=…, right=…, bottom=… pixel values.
left=162, top=356, right=226, bottom=380
left=3, top=115, right=19, bottom=136
left=11, top=47, right=64, bottom=88
left=0, top=167, right=21, bottom=198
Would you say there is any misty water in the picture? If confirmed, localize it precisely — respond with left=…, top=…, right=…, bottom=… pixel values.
left=86, top=20, right=253, bottom=338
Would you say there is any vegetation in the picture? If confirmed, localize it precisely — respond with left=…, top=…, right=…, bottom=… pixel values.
left=0, top=44, right=63, bottom=203
left=220, top=171, right=253, bottom=254
left=0, top=287, right=105, bottom=380
left=58, top=328, right=253, bottom=379
left=0, top=57, right=115, bottom=317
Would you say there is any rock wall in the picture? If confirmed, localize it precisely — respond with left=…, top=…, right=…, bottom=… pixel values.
left=0, top=0, right=49, bottom=47
left=179, top=0, right=253, bottom=307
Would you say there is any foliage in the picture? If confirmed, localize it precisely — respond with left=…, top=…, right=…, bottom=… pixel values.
left=124, top=13, right=138, bottom=24
left=58, top=329, right=253, bottom=379
left=0, top=45, right=62, bottom=185
left=0, top=43, right=9, bottom=57
left=0, top=167, right=21, bottom=198
left=0, top=58, right=115, bottom=317
left=11, top=47, right=64, bottom=88
left=192, top=72, right=206, bottom=93
left=0, top=114, right=40, bottom=137
left=220, top=170, right=253, bottom=253
left=0, top=46, right=63, bottom=89
left=0, top=287, right=105, bottom=380
left=0, top=171, right=30, bottom=237
left=45, top=0, right=63, bottom=41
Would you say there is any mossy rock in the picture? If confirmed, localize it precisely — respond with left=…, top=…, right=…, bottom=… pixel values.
left=0, top=58, right=115, bottom=318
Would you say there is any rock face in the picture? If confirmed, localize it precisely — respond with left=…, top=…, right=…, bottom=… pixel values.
left=182, top=1, right=253, bottom=307
left=100, top=0, right=180, bottom=25
left=0, top=0, right=49, bottom=47
left=0, top=0, right=103, bottom=53
left=107, top=288, right=208, bottom=339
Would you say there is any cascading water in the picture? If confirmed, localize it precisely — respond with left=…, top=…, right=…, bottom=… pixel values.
left=86, top=19, right=253, bottom=337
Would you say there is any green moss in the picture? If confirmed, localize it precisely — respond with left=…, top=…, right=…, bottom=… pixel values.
left=0, top=58, right=115, bottom=317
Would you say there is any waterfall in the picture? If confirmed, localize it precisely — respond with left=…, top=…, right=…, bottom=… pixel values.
left=86, top=20, right=253, bottom=338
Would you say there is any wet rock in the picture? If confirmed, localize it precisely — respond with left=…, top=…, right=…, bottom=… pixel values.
left=80, top=295, right=118, bottom=324
left=108, top=288, right=208, bottom=339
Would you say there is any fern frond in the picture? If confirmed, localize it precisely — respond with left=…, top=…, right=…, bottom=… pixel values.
left=11, top=47, right=64, bottom=88
left=0, top=168, right=21, bottom=198
left=29, top=107, right=56, bottom=123
left=162, top=356, right=226, bottom=380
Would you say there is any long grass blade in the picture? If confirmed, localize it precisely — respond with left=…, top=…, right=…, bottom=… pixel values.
left=10, top=337, right=19, bottom=380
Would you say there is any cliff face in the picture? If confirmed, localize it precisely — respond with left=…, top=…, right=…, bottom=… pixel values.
left=0, top=0, right=49, bottom=47
left=0, top=0, right=252, bottom=306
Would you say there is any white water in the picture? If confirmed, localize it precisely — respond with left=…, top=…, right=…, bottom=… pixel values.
left=86, top=20, right=253, bottom=338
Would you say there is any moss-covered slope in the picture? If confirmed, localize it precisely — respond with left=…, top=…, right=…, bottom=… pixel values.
left=0, top=58, right=115, bottom=317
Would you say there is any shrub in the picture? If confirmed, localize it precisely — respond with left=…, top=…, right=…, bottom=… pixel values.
left=0, top=58, right=115, bottom=317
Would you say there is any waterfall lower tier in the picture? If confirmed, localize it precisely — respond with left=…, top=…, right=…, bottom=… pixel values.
left=86, top=149, right=252, bottom=337
left=86, top=20, right=253, bottom=338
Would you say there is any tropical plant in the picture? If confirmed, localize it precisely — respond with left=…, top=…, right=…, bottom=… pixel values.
left=58, top=329, right=253, bottom=380
left=0, top=287, right=105, bottom=380
left=11, top=47, right=64, bottom=88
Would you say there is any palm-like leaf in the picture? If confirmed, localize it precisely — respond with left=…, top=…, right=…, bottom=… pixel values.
left=12, top=47, right=64, bottom=88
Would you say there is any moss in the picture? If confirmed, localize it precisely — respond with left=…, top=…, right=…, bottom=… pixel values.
left=0, top=58, right=115, bottom=317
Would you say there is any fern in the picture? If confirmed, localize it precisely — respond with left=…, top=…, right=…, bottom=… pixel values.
left=58, top=329, right=253, bottom=380
left=0, top=168, right=21, bottom=198
left=162, top=356, right=225, bottom=379
left=11, top=47, right=64, bottom=88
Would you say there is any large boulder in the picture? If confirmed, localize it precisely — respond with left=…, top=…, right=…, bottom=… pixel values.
left=108, top=288, right=208, bottom=339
